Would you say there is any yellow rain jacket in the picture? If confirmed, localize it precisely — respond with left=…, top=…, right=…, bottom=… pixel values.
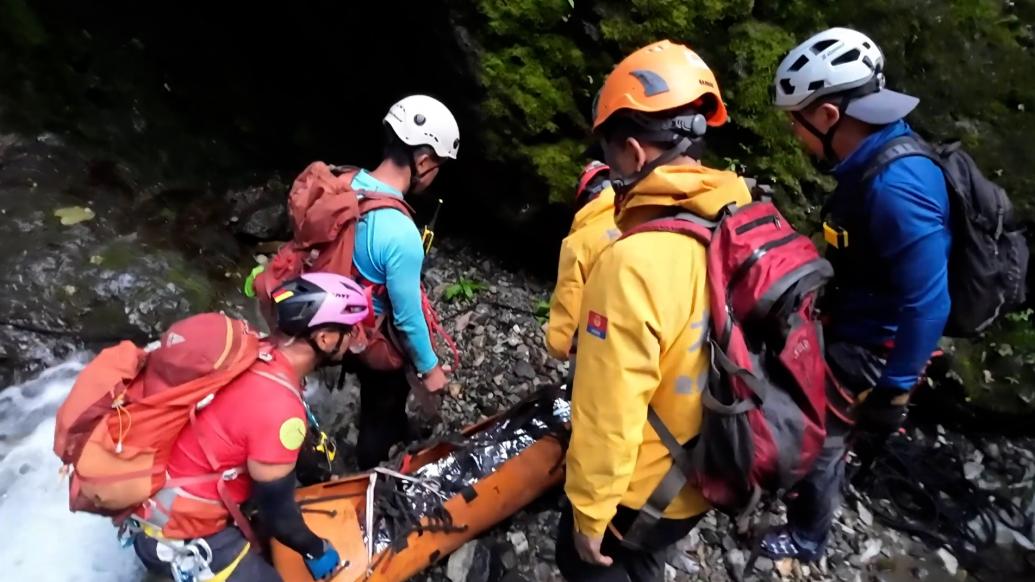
left=546, top=187, right=620, bottom=359
left=565, top=164, right=752, bottom=537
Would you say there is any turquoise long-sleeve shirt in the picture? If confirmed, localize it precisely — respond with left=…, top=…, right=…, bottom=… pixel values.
left=351, top=170, right=438, bottom=373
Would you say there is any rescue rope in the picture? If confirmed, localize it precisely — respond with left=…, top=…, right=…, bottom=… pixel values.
left=848, top=432, right=1033, bottom=571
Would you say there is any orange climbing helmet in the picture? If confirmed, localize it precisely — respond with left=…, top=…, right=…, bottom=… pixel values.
left=592, top=40, right=728, bottom=132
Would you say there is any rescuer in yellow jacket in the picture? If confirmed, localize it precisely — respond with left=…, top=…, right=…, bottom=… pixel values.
left=545, top=161, right=620, bottom=361
left=554, top=40, right=753, bottom=582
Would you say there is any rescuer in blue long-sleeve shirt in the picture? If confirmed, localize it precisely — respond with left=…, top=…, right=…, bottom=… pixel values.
left=825, top=119, right=951, bottom=391
left=346, top=95, right=461, bottom=470
left=762, top=27, right=953, bottom=562
left=351, top=170, right=439, bottom=374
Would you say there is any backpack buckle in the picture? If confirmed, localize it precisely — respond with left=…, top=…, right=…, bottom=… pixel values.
left=823, top=222, right=849, bottom=249
left=195, top=394, right=215, bottom=411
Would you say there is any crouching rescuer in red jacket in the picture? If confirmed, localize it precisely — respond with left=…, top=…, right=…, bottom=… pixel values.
left=131, top=274, right=370, bottom=581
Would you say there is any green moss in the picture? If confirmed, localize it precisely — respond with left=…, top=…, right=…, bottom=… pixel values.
left=97, top=238, right=215, bottom=310
left=97, top=239, right=140, bottom=271
left=462, top=0, right=1035, bottom=221
left=474, top=0, right=573, bottom=37
left=481, top=38, right=585, bottom=142
left=595, top=0, right=753, bottom=49
left=526, top=140, right=586, bottom=204
left=944, top=309, right=1035, bottom=414
left=167, top=263, right=215, bottom=310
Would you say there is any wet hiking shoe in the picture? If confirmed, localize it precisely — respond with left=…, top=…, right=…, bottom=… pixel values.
left=757, top=527, right=824, bottom=562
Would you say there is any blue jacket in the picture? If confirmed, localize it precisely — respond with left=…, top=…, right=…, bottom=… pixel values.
left=351, top=170, right=438, bottom=374
left=824, top=120, right=951, bottom=391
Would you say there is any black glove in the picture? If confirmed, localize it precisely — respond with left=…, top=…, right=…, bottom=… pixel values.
left=852, top=387, right=910, bottom=436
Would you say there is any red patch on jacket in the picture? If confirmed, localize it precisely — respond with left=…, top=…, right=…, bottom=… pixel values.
left=587, top=311, right=608, bottom=339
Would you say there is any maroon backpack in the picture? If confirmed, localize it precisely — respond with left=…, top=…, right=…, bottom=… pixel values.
left=620, top=200, right=833, bottom=545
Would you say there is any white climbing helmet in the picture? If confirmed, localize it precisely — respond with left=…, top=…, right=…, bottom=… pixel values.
left=773, top=27, right=918, bottom=124
left=383, top=95, right=460, bottom=160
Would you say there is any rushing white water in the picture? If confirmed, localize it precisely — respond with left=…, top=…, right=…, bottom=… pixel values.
left=0, top=357, right=145, bottom=582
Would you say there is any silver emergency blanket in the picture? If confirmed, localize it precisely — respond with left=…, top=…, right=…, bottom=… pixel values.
left=368, top=394, right=571, bottom=554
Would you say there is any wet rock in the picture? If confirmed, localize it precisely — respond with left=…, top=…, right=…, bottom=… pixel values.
left=724, top=549, right=746, bottom=579
left=857, top=502, right=873, bottom=527
left=669, top=552, right=700, bottom=576
left=676, top=529, right=701, bottom=554
left=515, top=344, right=532, bottom=362
left=701, top=529, right=721, bottom=546
left=448, top=540, right=478, bottom=582
left=533, top=562, right=556, bottom=582
left=964, top=461, right=984, bottom=480
left=496, top=542, right=518, bottom=570
left=0, top=136, right=244, bottom=384
left=224, top=179, right=289, bottom=241
left=508, top=531, right=530, bottom=556
left=860, top=539, right=883, bottom=564
left=465, top=541, right=494, bottom=582
left=754, top=557, right=774, bottom=572
left=985, top=442, right=1001, bottom=460
left=936, top=548, right=958, bottom=576
left=515, top=361, right=536, bottom=380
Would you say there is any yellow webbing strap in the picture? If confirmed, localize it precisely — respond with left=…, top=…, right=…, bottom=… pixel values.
left=823, top=222, right=849, bottom=249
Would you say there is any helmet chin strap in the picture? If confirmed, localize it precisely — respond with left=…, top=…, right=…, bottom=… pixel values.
left=611, top=136, right=704, bottom=209
left=608, top=112, right=709, bottom=208
left=407, top=151, right=440, bottom=193
left=792, top=91, right=863, bottom=167
left=306, top=327, right=347, bottom=367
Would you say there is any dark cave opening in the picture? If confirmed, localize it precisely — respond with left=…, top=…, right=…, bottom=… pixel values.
left=0, top=0, right=573, bottom=277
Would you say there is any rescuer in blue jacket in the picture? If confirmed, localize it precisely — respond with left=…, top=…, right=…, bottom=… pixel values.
left=763, top=27, right=951, bottom=561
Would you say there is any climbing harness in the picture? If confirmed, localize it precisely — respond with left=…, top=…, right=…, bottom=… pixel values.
left=120, top=519, right=250, bottom=582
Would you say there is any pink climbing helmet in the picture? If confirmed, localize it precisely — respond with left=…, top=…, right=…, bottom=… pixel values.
left=271, top=272, right=370, bottom=337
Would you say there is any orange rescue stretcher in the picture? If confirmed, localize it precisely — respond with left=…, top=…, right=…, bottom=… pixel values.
left=272, top=388, right=568, bottom=582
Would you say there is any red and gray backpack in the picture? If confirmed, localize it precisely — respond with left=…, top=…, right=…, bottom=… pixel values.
left=620, top=198, right=833, bottom=545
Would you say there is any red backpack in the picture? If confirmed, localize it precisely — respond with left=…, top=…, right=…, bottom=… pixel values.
left=620, top=200, right=833, bottom=544
left=253, top=162, right=459, bottom=371
left=53, top=313, right=266, bottom=541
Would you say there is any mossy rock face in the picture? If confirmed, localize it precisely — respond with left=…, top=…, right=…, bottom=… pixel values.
left=943, top=310, right=1035, bottom=415
left=456, top=0, right=1035, bottom=225
left=0, top=135, right=241, bottom=384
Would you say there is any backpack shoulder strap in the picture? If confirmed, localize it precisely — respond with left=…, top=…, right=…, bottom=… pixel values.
left=862, top=134, right=941, bottom=183
left=619, top=212, right=714, bottom=245
left=622, top=407, right=699, bottom=549
left=358, top=193, right=416, bottom=220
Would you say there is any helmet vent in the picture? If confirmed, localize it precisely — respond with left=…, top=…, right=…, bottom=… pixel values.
left=811, top=39, right=838, bottom=54
left=831, top=49, right=861, bottom=66
left=808, top=80, right=826, bottom=91
left=780, top=78, right=795, bottom=96
left=629, top=69, right=671, bottom=97
left=789, top=54, right=810, bottom=72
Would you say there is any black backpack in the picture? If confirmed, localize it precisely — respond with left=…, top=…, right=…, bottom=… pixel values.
left=863, top=135, right=1029, bottom=337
